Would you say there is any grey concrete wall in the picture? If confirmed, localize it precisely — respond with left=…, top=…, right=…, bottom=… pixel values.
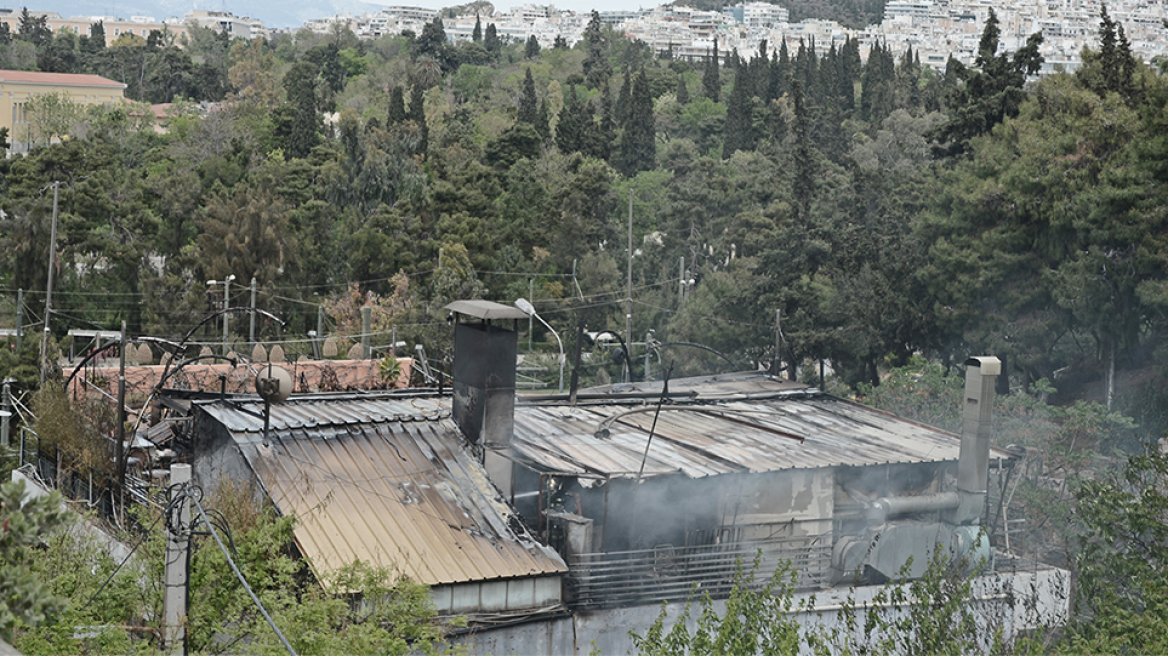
left=453, top=565, right=1070, bottom=655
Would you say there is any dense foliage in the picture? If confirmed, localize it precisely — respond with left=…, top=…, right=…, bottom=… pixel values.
left=10, top=482, right=451, bottom=655
left=4, top=9, right=1168, bottom=651
left=0, top=9, right=1165, bottom=402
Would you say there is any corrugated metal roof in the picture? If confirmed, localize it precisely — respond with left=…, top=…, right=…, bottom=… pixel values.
left=197, top=397, right=566, bottom=587
left=512, top=372, right=1007, bottom=478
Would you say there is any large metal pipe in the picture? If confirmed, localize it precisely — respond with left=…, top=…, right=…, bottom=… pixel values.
left=868, top=491, right=960, bottom=524
left=958, top=356, right=1000, bottom=494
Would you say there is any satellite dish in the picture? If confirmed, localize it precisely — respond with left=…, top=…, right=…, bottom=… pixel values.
left=255, top=364, right=292, bottom=404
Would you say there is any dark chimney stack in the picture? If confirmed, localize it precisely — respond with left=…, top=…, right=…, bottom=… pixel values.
left=444, top=301, right=527, bottom=447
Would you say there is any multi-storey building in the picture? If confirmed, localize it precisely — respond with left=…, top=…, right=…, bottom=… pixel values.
left=0, top=69, right=125, bottom=154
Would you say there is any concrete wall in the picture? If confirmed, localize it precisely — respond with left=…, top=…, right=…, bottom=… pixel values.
left=452, top=564, right=1070, bottom=655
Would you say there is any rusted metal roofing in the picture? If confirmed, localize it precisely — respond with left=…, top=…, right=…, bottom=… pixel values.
left=512, top=371, right=1009, bottom=478
left=197, top=396, right=566, bottom=587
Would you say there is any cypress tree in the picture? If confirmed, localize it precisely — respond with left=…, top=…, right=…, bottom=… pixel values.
left=485, top=23, right=501, bottom=55
left=676, top=72, right=690, bottom=104
left=703, top=39, right=721, bottom=101
left=388, top=86, right=406, bottom=124
left=536, top=98, right=551, bottom=142
left=753, top=40, right=770, bottom=100
left=791, top=78, right=814, bottom=220
left=525, top=34, right=540, bottom=59
left=518, top=68, right=539, bottom=125
left=285, top=61, right=320, bottom=159
left=582, top=10, right=610, bottom=89
left=472, top=14, right=482, bottom=42
left=770, top=39, right=790, bottom=100
left=724, top=73, right=755, bottom=157
left=409, top=84, right=428, bottom=155
left=556, top=85, right=583, bottom=154
left=618, top=67, right=655, bottom=176
left=616, top=67, right=632, bottom=126
left=838, top=36, right=860, bottom=112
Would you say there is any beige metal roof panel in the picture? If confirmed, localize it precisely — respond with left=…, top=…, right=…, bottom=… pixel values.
left=512, top=373, right=1006, bottom=478
left=201, top=398, right=566, bottom=587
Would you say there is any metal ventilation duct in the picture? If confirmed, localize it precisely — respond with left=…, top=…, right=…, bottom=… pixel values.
left=445, top=301, right=524, bottom=446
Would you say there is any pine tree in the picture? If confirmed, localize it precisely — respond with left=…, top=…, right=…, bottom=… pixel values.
left=932, top=8, right=1043, bottom=157
left=618, top=67, right=655, bottom=175
left=703, top=39, right=721, bottom=101
left=1086, top=5, right=1140, bottom=103
left=518, top=68, right=539, bottom=125
left=676, top=72, right=690, bottom=105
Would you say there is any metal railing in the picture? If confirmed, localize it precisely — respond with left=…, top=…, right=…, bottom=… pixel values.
left=17, top=426, right=162, bottom=529
left=567, top=535, right=833, bottom=610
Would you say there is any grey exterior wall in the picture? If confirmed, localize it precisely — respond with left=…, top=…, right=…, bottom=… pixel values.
left=452, top=565, right=1070, bottom=655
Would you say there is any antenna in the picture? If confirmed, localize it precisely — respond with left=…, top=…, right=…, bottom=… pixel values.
left=255, top=363, right=292, bottom=446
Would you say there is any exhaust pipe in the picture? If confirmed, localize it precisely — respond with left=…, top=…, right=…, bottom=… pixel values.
left=949, top=356, right=999, bottom=524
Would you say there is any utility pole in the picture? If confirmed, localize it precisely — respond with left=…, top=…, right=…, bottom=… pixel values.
left=15, top=288, right=23, bottom=353
left=773, top=309, right=782, bottom=378
left=39, top=182, right=59, bottom=386
left=164, top=463, right=191, bottom=655
left=222, top=275, right=232, bottom=355
left=528, top=279, right=533, bottom=351
left=361, top=306, right=372, bottom=359
left=207, top=276, right=235, bottom=356
left=248, top=277, right=257, bottom=347
left=314, top=305, right=324, bottom=360
left=626, top=188, right=633, bottom=383
left=1, top=378, right=12, bottom=448
left=116, top=321, right=127, bottom=487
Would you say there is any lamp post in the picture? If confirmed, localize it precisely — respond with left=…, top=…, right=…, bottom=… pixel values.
left=207, top=275, right=236, bottom=355
left=515, top=298, right=563, bottom=394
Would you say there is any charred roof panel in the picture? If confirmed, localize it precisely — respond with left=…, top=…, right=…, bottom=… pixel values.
left=511, top=373, right=1008, bottom=478
left=197, top=397, right=566, bottom=587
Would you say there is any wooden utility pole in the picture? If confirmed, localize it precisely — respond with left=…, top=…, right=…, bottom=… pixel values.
left=39, top=182, right=59, bottom=385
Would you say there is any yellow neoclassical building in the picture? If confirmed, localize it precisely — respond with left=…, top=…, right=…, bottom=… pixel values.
left=0, top=69, right=126, bottom=153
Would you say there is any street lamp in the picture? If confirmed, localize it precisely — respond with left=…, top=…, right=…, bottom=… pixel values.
left=207, top=275, right=236, bottom=354
left=515, top=298, right=563, bottom=394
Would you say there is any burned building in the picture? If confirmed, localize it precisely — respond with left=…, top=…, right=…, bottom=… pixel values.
left=184, top=301, right=1067, bottom=654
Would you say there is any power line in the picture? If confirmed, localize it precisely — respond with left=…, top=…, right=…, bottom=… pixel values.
left=188, top=488, right=299, bottom=656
